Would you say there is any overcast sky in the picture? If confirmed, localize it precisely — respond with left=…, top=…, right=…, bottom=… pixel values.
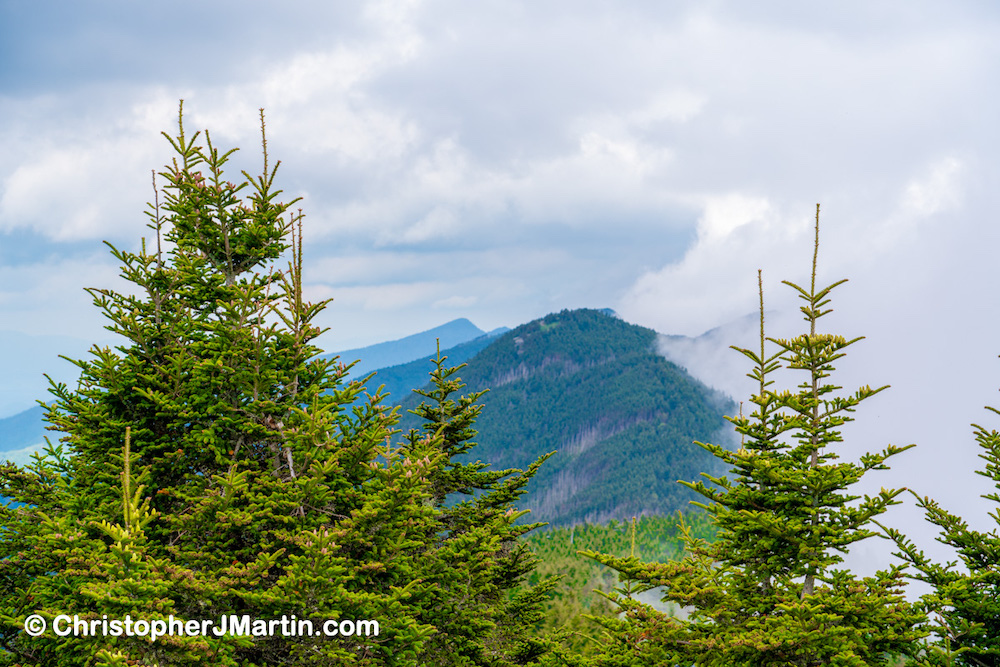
left=3, top=0, right=1000, bottom=578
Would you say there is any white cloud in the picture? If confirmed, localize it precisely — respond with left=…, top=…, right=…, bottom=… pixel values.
left=432, top=295, right=478, bottom=309
left=0, top=2, right=426, bottom=242
left=0, top=254, right=124, bottom=413
left=619, top=195, right=810, bottom=336
left=0, top=254, right=122, bottom=332
left=696, top=193, right=770, bottom=243
left=577, top=132, right=674, bottom=176
left=631, top=90, right=708, bottom=125
left=0, top=114, right=161, bottom=240
left=326, top=281, right=445, bottom=311
left=631, top=170, right=999, bottom=585
left=900, top=156, right=964, bottom=217
left=380, top=206, right=460, bottom=246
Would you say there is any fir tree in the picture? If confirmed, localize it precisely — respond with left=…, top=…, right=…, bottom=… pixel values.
left=0, top=103, right=551, bottom=666
left=580, top=205, right=925, bottom=666
left=883, top=396, right=1000, bottom=665
left=400, top=345, right=555, bottom=665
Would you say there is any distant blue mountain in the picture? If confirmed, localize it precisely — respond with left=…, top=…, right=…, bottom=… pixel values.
left=0, top=405, right=47, bottom=454
left=356, top=328, right=508, bottom=405
left=327, top=318, right=489, bottom=377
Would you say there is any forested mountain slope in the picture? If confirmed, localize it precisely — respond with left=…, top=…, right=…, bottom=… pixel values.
left=395, top=308, right=735, bottom=527
left=524, top=512, right=718, bottom=655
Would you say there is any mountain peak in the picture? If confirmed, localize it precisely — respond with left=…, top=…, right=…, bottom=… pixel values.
left=328, top=318, right=487, bottom=376
left=397, top=307, right=734, bottom=527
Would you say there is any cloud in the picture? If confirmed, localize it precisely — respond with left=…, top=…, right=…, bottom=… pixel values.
left=900, top=156, right=964, bottom=218
left=631, top=90, right=708, bottom=125
left=0, top=252, right=124, bottom=414
left=0, top=2, right=424, bottom=242
left=3, top=3, right=996, bottom=355
left=696, top=193, right=770, bottom=243
left=619, top=194, right=806, bottom=336
left=381, top=206, right=460, bottom=246
left=6, top=1, right=991, bottom=260
left=432, top=295, right=478, bottom=309
left=0, top=253, right=123, bottom=332
left=317, top=281, right=449, bottom=311
left=0, top=93, right=173, bottom=240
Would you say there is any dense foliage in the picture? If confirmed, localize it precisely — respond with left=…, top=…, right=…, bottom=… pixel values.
left=523, top=513, right=716, bottom=658
left=0, top=106, right=552, bottom=667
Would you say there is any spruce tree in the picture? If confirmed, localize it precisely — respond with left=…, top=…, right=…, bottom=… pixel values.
left=0, top=103, right=551, bottom=666
left=883, top=398, right=1000, bottom=665
left=400, top=346, right=555, bottom=665
left=580, top=205, right=925, bottom=666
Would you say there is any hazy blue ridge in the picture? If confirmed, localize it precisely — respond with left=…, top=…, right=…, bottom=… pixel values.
left=0, top=405, right=47, bottom=453
left=356, top=329, right=509, bottom=406
left=327, top=318, right=487, bottom=377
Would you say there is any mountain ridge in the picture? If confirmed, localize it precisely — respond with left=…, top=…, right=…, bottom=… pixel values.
left=396, top=308, right=736, bottom=527
left=327, top=317, right=490, bottom=377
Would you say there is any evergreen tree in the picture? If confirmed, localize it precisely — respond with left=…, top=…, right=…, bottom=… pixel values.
left=883, top=398, right=1000, bottom=665
left=580, top=206, right=925, bottom=666
left=398, top=345, right=556, bottom=665
left=0, top=103, right=550, bottom=666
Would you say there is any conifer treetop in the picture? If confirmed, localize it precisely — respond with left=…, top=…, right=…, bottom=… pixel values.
left=580, top=203, right=925, bottom=666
